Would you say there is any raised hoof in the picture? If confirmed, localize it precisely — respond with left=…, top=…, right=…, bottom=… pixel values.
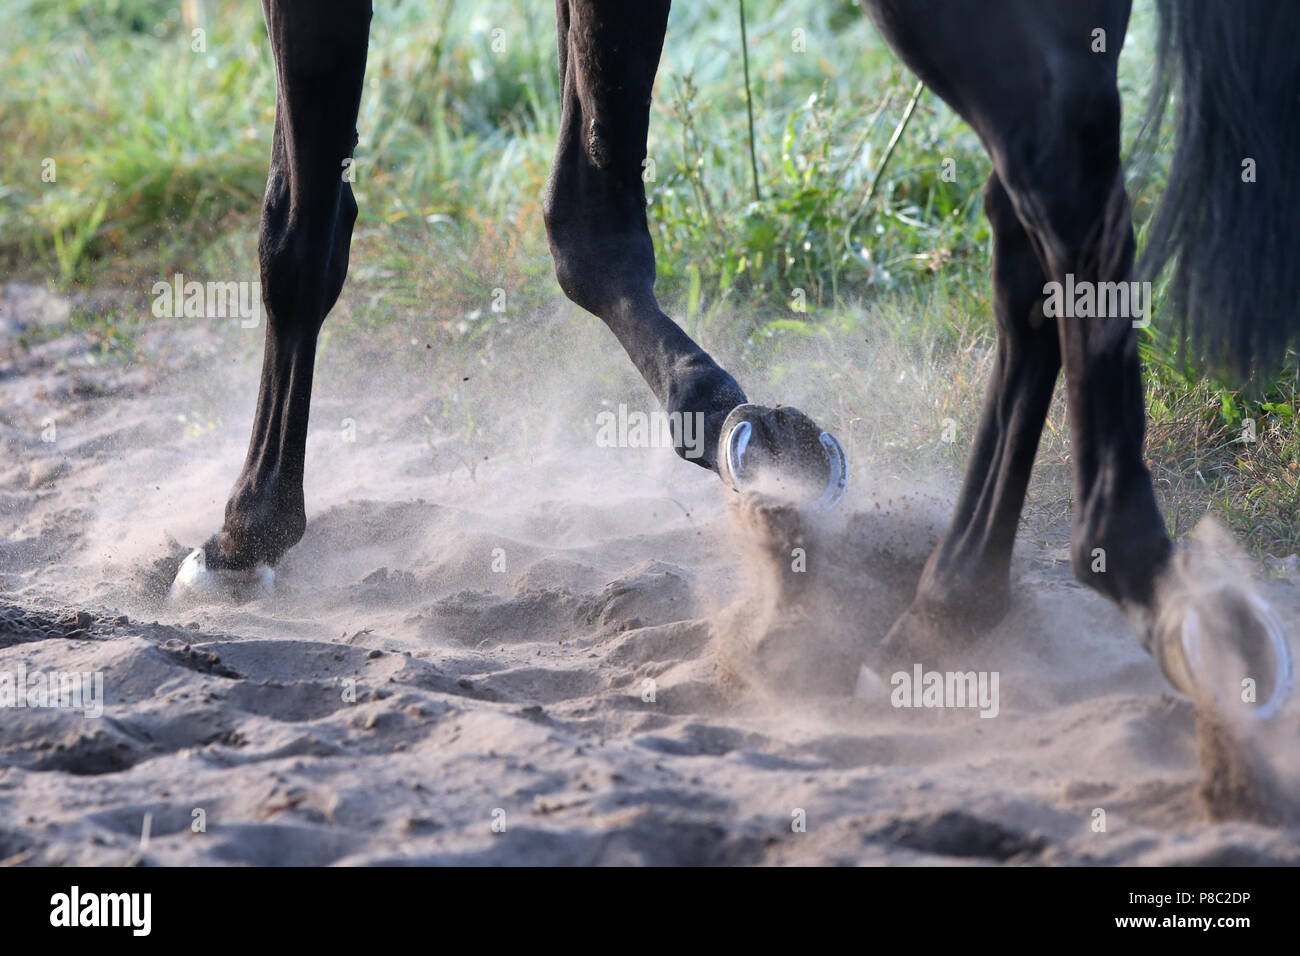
left=169, top=547, right=275, bottom=604
left=717, top=403, right=847, bottom=508
left=1150, top=584, right=1293, bottom=721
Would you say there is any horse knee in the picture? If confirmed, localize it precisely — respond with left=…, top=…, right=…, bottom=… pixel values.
left=323, top=183, right=358, bottom=313
left=541, top=191, right=595, bottom=311
left=258, top=168, right=356, bottom=328
left=543, top=185, right=655, bottom=316
left=258, top=169, right=305, bottom=322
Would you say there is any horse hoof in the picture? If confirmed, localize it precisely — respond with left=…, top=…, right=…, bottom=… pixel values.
left=1152, top=584, right=1293, bottom=720
left=168, top=547, right=275, bottom=604
left=718, top=403, right=848, bottom=508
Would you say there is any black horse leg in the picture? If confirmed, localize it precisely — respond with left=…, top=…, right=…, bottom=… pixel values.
left=866, top=0, right=1171, bottom=656
left=207, top=0, right=371, bottom=571
left=1054, top=186, right=1172, bottom=614
left=544, top=1, right=844, bottom=495
left=544, top=0, right=742, bottom=471
left=883, top=175, right=1061, bottom=650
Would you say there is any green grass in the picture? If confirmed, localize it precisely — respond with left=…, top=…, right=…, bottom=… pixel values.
left=1, top=0, right=1296, bottom=556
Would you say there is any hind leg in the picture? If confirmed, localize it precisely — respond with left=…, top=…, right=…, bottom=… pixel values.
left=865, top=0, right=1172, bottom=658
left=1042, top=85, right=1291, bottom=718
left=882, top=174, right=1061, bottom=655
left=1041, top=113, right=1293, bottom=716
left=177, top=0, right=371, bottom=589
left=866, top=0, right=1292, bottom=718
left=545, top=0, right=845, bottom=500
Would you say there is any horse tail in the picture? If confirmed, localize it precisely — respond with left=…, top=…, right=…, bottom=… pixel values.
left=1138, top=0, right=1300, bottom=379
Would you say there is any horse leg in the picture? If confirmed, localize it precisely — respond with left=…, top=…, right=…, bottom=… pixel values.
left=881, top=173, right=1061, bottom=655
left=865, top=0, right=1160, bottom=657
left=174, top=0, right=371, bottom=593
left=1045, top=98, right=1290, bottom=717
left=863, top=0, right=1132, bottom=657
left=868, top=0, right=1291, bottom=717
left=952, top=15, right=1176, bottom=619
left=544, top=0, right=845, bottom=502
left=1047, top=132, right=1293, bottom=718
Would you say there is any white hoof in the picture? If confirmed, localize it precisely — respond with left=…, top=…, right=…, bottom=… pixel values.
left=168, top=548, right=274, bottom=604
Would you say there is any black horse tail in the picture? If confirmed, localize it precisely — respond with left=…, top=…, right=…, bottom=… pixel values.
left=1138, top=0, right=1300, bottom=379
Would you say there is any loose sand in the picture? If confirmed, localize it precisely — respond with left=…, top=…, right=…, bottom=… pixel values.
left=1, top=282, right=1296, bottom=865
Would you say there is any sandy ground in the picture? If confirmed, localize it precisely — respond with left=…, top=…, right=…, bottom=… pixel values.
left=1, top=281, right=1298, bottom=866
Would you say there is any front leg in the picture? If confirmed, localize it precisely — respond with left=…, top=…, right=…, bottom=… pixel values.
left=543, top=0, right=845, bottom=496
left=173, top=0, right=372, bottom=597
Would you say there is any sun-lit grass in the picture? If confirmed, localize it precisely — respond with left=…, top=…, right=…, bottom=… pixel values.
left=0, top=0, right=1295, bottom=556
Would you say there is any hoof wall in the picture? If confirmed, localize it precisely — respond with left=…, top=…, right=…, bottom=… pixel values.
left=169, top=548, right=274, bottom=604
